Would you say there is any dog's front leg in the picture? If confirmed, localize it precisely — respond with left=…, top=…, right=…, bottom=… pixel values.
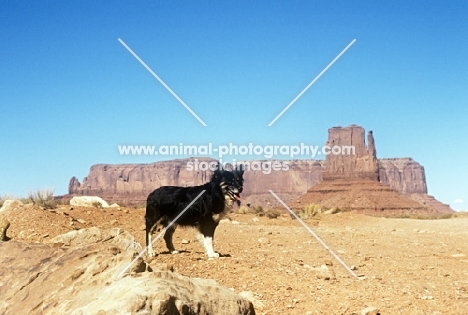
left=197, top=218, right=220, bottom=259
left=197, top=232, right=219, bottom=258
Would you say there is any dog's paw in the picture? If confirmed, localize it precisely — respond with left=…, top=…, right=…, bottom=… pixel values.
left=208, top=252, right=220, bottom=259
left=147, top=249, right=157, bottom=257
left=170, top=250, right=179, bottom=254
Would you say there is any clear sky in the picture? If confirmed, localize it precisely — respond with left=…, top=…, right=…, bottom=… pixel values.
left=1, top=1, right=467, bottom=210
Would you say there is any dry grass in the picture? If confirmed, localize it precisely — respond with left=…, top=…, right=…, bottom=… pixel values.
left=27, top=188, right=57, bottom=209
left=236, top=205, right=281, bottom=219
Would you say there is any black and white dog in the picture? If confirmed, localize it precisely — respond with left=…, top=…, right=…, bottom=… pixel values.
left=145, top=165, right=244, bottom=258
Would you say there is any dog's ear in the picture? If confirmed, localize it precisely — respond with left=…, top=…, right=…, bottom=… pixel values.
left=235, top=164, right=244, bottom=176
left=212, top=162, right=224, bottom=180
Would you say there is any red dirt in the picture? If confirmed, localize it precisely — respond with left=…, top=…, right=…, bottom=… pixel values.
left=4, top=204, right=468, bottom=314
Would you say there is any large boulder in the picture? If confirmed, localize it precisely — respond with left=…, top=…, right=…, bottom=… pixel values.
left=0, top=217, right=10, bottom=241
left=0, top=199, right=23, bottom=213
left=0, top=200, right=22, bottom=241
left=0, top=228, right=255, bottom=315
left=70, top=196, right=110, bottom=208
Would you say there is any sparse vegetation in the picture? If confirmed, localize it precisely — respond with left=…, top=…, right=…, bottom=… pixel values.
left=133, top=201, right=147, bottom=209
left=236, top=205, right=281, bottom=219
left=384, top=212, right=459, bottom=220
left=237, top=205, right=250, bottom=214
left=251, top=205, right=265, bottom=216
left=294, top=203, right=323, bottom=219
left=27, top=188, right=57, bottom=209
left=291, top=203, right=346, bottom=220
left=265, top=208, right=281, bottom=219
left=92, top=201, right=104, bottom=209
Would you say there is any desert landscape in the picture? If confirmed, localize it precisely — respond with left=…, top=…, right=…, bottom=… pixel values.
left=3, top=2, right=467, bottom=314
left=1, top=126, right=467, bottom=314
left=1, top=201, right=467, bottom=314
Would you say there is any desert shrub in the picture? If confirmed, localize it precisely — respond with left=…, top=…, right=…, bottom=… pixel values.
left=301, top=203, right=321, bottom=219
left=385, top=212, right=457, bottom=220
left=92, top=201, right=104, bottom=209
left=293, top=203, right=329, bottom=220
left=251, top=205, right=265, bottom=217
left=27, top=188, right=57, bottom=209
left=237, top=206, right=250, bottom=214
left=133, top=201, right=147, bottom=209
left=265, top=208, right=281, bottom=219
left=452, top=211, right=468, bottom=218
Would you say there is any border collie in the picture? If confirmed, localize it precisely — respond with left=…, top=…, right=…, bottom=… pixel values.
left=145, top=165, right=244, bottom=258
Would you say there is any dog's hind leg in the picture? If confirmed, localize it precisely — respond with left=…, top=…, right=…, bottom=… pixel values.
left=145, top=214, right=160, bottom=257
left=163, top=225, right=179, bottom=254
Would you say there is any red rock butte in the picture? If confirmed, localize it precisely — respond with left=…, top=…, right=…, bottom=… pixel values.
left=296, top=125, right=451, bottom=215
left=67, top=125, right=452, bottom=215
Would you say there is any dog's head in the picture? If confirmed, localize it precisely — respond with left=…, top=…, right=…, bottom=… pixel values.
left=212, top=164, right=244, bottom=206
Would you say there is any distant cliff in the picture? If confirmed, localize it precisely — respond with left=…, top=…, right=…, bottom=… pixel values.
left=68, top=158, right=325, bottom=204
left=68, top=125, right=451, bottom=213
left=69, top=157, right=430, bottom=205
left=379, top=158, right=427, bottom=194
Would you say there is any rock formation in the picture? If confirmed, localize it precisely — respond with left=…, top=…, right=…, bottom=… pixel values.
left=379, top=158, right=427, bottom=194
left=0, top=228, right=256, bottom=315
left=323, top=125, right=379, bottom=181
left=296, top=125, right=452, bottom=214
left=67, top=125, right=452, bottom=214
left=68, top=158, right=324, bottom=205
left=69, top=196, right=111, bottom=208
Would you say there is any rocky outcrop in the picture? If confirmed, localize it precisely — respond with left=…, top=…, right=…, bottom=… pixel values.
left=0, top=217, right=10, bottom=241
left=70, top=196, right=111, bottom=208
left=67, top=125, right=451, bottom=213
left=69, top=158, right=216, bottom=204
left=0, top=200, right=23, bottom=241
left=0, top=228, right=255, bottom=315
left=294, top=179, right=434, bottom=215
left=295, top=125, right=452, bottom=214
left=378, top=158, right=427, bottom=194
left=0, top=199, right=23, bottom=213
left=69, top=158, right=324, bottom=205
left=323, top=125, right=379, bottom=181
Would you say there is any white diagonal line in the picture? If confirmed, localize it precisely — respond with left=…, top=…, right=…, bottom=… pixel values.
left=268, top=39, right=356, bottom=126
left=118, top=38, right=207, bottom=127
left=269, top=190, right=358, bottom=278
left=115, top=190, right=206, bottom=279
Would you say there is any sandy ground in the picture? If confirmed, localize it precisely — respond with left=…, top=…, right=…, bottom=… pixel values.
left=4, top=205, right=468, bottom=314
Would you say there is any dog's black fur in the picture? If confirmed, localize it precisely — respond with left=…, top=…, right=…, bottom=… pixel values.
left=145, top=165, right=244, bottom=258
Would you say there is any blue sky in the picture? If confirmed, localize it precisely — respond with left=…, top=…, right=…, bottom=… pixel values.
left=1, top=1, right=467, bottom=210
